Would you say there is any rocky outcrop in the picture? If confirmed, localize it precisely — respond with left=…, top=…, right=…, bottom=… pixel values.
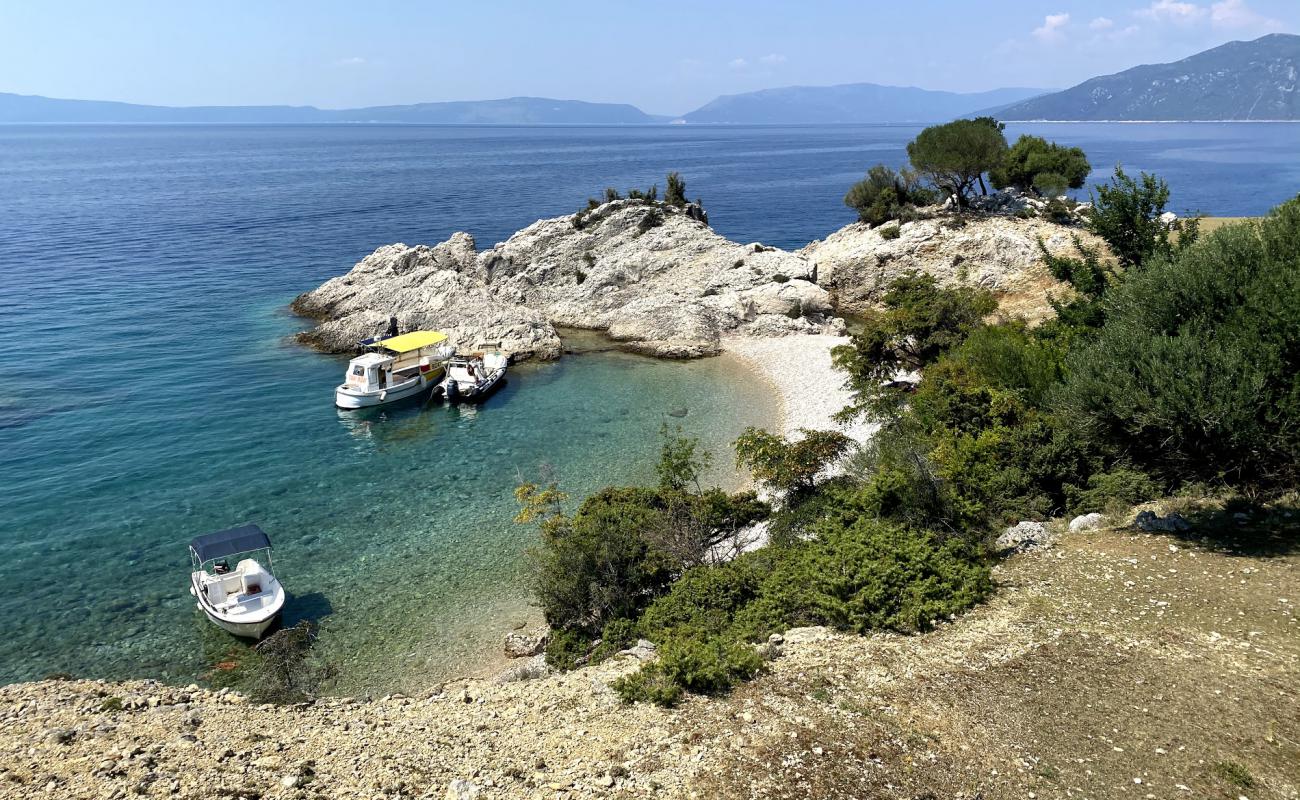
left=293, top=197, right=1114, bottom=360
left=293, top=200, right=835, bottom=359
left=291, top=233, right=565, bottom=360
left=800, top=214, right=1108, bottom=322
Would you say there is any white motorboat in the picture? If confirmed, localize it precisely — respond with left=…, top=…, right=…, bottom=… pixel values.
left=441, top=343, right=509, bottom=402
left=335, top=330, right=453, bottom=409
left=188, top=524, right=286, bottom=639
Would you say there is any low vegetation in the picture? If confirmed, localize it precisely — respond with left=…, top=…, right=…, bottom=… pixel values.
left=573, top=172, right=697, bottom=230
left=843, top=165, right=936, bottom=226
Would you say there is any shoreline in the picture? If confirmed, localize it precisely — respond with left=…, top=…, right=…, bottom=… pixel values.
left=721, top=333, right=876, bottom=446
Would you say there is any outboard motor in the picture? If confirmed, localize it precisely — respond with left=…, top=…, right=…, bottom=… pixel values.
left=444, top=379, right=458, bottom=403
left=385, top=316, right=399, bottom=339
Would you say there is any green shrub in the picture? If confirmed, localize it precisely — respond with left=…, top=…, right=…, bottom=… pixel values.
left=527, top=486, right=674, bottom=632
left=544, top=627, right=591, bottom=670
left=1088, top=165, right=1196, bottom=270
left=665, top=172, right=688, bottom=207
left=657, top=636, right=763, bottom=695
left=589, top=618, right=637, bottom=665
left=733, top=518, right=991, bottom=637
left=733, top=427, right=853, bottom=500
left=1043, top=197, right=1075, bottom=224
left=832, top=272, right=997, bottom=421
left=612, top=663, right=683, bottom=706
left=99, top=696, right=124, bottom=713
left=990, top=135, right=1090, bottom=195
left=878, top=224, right=901, bottom=240
left=1065, top=468, right=1162, bottom=515
left=1212, top=761, right=1254, bottom=789
left=636, top=208, right=665, bottom=234
left=1058, top=202, right=1300, bottom=491
left=843, top=164, right=937, bottom=226
left=638, top=553, right=773, bottom=642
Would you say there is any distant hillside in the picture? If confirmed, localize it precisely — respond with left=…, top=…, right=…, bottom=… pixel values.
left=681, top=84, right=1052, bottom=124
left=0, top=93, right=662, bottom=124
left=998, top=33, right=1300, bottom=121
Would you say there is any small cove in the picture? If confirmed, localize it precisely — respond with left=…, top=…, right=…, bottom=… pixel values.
left=3, top=122, right=1299, bottom=692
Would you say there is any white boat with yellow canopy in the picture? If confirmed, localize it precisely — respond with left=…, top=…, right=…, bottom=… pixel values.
left=335, top=330, right=453, bottom=409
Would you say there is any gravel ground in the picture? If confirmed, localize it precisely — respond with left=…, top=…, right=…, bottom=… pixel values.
left=4, top=505, right=1295, bottom=800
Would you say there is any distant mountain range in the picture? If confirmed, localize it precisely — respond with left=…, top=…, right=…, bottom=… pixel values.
left=680, top=84, right=1051, bottom=124
left=8, top=34, right=1298, bottom=125
left=0, top=93, right=664, bottom=124
left=998, top=33, right=1300, bottom=121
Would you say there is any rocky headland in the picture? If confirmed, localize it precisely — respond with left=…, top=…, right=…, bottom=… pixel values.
left=291, top=197, right=1101, bottom=361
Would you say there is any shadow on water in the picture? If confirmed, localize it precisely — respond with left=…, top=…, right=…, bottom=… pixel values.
left=1168, top=501, right=1300, bottom=558
left=283, top=591, right=334, bottom=627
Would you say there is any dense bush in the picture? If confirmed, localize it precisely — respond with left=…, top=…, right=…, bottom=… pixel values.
left=990, top=135, right=1090, bottom=195
left=521, top=430, right=770, bottom=637
left=832, top=271, right=997, bottom=421
left=1088, top=165, right=1197, bottom=270
left=878, top=223, right=901, bottom=240
left=1058, top=200, right=1300, bottom=490
left=843, top=164, right=936, bottom=226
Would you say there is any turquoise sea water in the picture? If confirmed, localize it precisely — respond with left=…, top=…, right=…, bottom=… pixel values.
left=2, top=123, right=1298, bottom=692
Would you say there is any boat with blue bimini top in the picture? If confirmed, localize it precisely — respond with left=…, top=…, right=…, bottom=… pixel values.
left=335, top=330, right=454, bottom=409
left=188, top=524, right=286, bottom=639
left=440, top=342, right=509, bottom=403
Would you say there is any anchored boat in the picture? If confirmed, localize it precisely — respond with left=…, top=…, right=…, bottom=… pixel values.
left=188, top=524, right=285, bottom=639
left=441, top=342, right=509, bottom=402
left=335, top=330, right=453, bottom=409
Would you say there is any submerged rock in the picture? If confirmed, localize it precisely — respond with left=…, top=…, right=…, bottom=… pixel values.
left=503, top=627, right=549, bottom=659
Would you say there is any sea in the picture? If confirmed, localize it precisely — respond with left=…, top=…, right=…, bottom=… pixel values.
left=2, top=122, right=1297, bottom=694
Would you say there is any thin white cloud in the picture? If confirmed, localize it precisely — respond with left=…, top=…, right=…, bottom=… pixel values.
left=728, top=57, right=749, bottom=70
left=336, top=56, right=366, bottom=66
left=1090, top=16, right=1116, bottom=30
left=759, top=53, right=787, bottom=65
left=1137, top=0, right=1208, bottom=23
left=1210, top=0, right=1282, bottom=30
left=1032, top=12, right=1071, bottom=42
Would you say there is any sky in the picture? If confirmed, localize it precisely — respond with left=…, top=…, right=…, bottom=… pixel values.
left=1, top=1, right=1296, bottom=116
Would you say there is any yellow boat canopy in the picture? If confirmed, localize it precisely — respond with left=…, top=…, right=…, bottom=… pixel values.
left=375, top=330, right=448, bottom=354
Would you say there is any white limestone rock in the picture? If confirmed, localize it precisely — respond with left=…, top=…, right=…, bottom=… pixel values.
left=1068, top=512, right=1107, bottom=532
left=293, top=200, right=839, bottom=360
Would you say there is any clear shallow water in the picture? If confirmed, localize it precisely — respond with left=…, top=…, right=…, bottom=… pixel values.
left=2, top=123, right=1297, bottom=691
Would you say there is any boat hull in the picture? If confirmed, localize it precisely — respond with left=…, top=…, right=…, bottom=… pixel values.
left=335, top=372, right=438, bottom=409
left=443, top=369, right=505, bottom=403
left=191, top=572, right=286, bottom=640
left=202, top=609, right=281, bottom=639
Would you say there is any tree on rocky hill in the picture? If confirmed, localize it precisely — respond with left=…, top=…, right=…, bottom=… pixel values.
left=907, top=119, right=1008, bottom=210
left=990, top=135, right=1091, bottom=196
